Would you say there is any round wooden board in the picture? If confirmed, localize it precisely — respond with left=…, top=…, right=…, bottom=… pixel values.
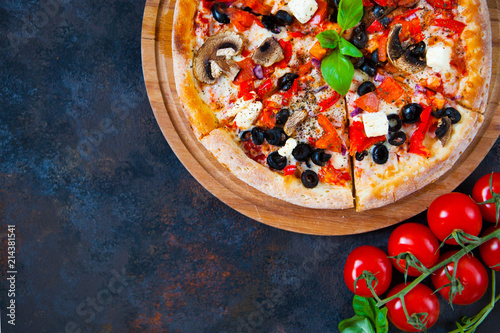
left=142, top=0, right=500, bottom=235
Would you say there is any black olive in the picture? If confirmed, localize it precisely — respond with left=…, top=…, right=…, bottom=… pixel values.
left=330, top=8, right=338, bottom=23
left=266, top=128, right=287, bottom=146
left=401, top=103, right=423, bottom=124
left=301, top=170, right=319, bottom=188
left=351, top=56, right=365, bottom=69
left=251, top=127, right=266, bottom=145
left=371, top=49, right=382, bottom=66
left=267, top=151, right=287, bottom=170
left=357, top=81, right=376, bottom=96
left=311, top=150, right=332, bottom=167
left=242, top=6, right=261, bottom=16
left=409, top=41, right=426, bottom=57
left=360, top=61, right=377, bottom=76
left=292, top=143, right=313, bottom=161
left=333, top=0, right=341, bottom=8
left=352, top=27, right=368, bottom=49
left=443, top=107, right=461, bottom=124
left=211, top=3, right=230, bottom=24
left=278, top=73, right=299, bottom=91
left=240, top=130, right=252, bottom=142
left=276, top=109, right=291, bottom=125
left=435, top=121, right=449, bottom=139
left=387, top=114, right=402, bottom=132
left=388, top=131, right=406, bottom=146
left=355, top=150, right=368, bottom=161
left=262, top=15, right=281, bottom=34
left=372, top=144, right=389, bottom=164
left=379, top=16, right=391, bottom=27
left=275, top=10, right=294, bottom=25
left=373, top=5, right=386, bottom=18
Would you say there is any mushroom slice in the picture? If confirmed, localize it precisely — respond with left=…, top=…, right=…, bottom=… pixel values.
left=284, top=110, right=308, bottom=136
left=194, top=31, right=244, bottom=84
left=387, top=24, right=426, bottom=74
left=435, top=116, right=452, bottom=146
left=252, top=37, right=285, bottom=67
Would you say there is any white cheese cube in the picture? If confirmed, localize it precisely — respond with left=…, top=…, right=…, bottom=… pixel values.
left=363, top=112, right=389, bottom=138
left=225, top=98, right=253, bottom=119
left=288, top=0, right=318, bottom=24
left=426, top=43, right=452, bottom=72
left=278, top=138, right=298, bottom=158
left=235, top=101, right=263, bottom=129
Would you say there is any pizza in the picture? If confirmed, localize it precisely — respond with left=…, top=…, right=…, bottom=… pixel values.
left=171, top=0, right=491, bottom=211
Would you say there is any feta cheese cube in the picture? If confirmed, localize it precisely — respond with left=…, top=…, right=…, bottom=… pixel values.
left=278, top=138, right=298, bottom=158
left=234, top=101, right=263, bottom=129
left=288, top=0, right=318, bottom=24
left=225, top=98, right=253, bottom=119
left=363, top=112, right=389, bottom=138
left=426, top=43, right=452, bottom=72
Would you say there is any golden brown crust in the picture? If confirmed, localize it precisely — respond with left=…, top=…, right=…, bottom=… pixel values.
left=457, top=0, right=492, bottom=112
left=172, top=0, right=219, bottom=138
left=201, top=128, right=355, bottom=209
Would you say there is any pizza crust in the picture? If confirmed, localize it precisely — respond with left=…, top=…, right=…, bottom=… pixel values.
left=201, top=128, right=355, bottom=209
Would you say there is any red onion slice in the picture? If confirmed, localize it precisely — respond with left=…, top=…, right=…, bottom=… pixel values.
left=374, top=73, right=385, bottom=82
left=350, top=107, right=362, bottom=117
left=311, top=58, right=322, bottom=69
left=253, top=65, right=264, bottom=80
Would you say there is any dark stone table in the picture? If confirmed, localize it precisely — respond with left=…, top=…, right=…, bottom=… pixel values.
left=1, top=1, right=499, bottom=332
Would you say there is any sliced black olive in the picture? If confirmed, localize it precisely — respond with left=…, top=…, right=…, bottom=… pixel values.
left=266, top=127, right=287, bottom=146
left=388, top=131, right=406, bottom=146
left=355, top=150, right=368, bottom=161
left=443, top=107, right=461, bottom=124
left=379, top=16, right=391, bottom=28
left=360, top=61, right=377, bottom=76
left=311, top=150, right=332, bottom=167
left=240, top=130, right=252, bottom=142
left=351, top=56, right=365, bottom=69
left=387, top=114, right=402, bottom=132
left=262, top=15, right=281, bottom=34
left=371, top=49, right=383, bottom=67
left=357, top=81, right=376, bottom=96
left=292, top=143, right=313, bottom=161
left=267, top=151, right=287, bottom=170
left=373, top=5, right=386, bottom=18
left=409, top=41, right=426, bottom=57
left=276, top=109, right=291, bottom=125
left=242, top=6, right=261, bottom=16
left=401, top=103, right=423, bottom=124
left=251, top=127, right=266, bottom=145
left=301, top=170, right=319, bottom=188
left=275, top=10, right=294, bottom=25
left=435, top=120, right=449, bottom=139
left=352, top=27, right=368, bottom=49
left=372, top=144, right=389, bottom=164
left=330, top=8, right=339, bottom=23
left=211, top=3, right=230, bottom=24
left=278, top=73, right=299, bottom=91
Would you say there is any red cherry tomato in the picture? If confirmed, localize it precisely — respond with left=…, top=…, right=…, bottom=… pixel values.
left=431, top=250, right=488, bottom=305
left=479, top=225, right=500, bottom=271
left=427, top=192, right=482, bottom=245
left=472, top=173, right=500, bottom=223
left=388, top=223, right=440, bottom=276
left=386, top=283, right=440, bottom=332
left=343, top=245, right=392, bottom=297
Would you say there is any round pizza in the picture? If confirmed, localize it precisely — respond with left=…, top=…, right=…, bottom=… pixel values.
left=172, top=0, right=491, bottom=211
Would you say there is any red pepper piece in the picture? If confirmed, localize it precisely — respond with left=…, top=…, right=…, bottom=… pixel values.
left=319, top=92, right=341, bottom=112
left=367, top=20, right=384, bottom=34
left=433, top=19, right=466, bottom=35
left=349, top=121, right=386, bottom=155
left=409, top=105, right=433, bottom=157
left=354, top=92, right=380, bottom=113
left=283, top=165, right=297, bottom=176
left=376, top=77, right=405, bottom=104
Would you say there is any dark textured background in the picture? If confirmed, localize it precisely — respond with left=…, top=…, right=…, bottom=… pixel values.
left=0, top=0, right=499, bottom=332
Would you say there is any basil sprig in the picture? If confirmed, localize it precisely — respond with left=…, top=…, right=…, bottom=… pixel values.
left=339, top=296, right=389, bottom=333
left=316, top=0, right=364, bottom=95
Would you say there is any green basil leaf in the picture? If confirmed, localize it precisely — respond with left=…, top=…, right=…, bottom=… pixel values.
left=338, top=0, right=364, bottom=32
left=339, top=316, right=376, bottom=333
left=316, top=30, right=340, bottom=49
left=352, top=296, right=389, bottom=333
left=339, top=37, right=363, bottom=57
left=320, top=48, right=354, bottom=95
left=375, top=307, right=389, bottom=333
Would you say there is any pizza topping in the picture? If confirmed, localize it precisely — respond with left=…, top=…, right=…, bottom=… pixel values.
left=355, top=150, right=369, bottom=161
left=251, top=126, right=266, bottom=145
left=292, top=143, right=314, bottom=161
left=376, top=77, right=405, bottom=103
left=278, top=73, right=300, bottom=91
left=387, top=113, right=403, bottom=132
left=355, top=92, right=380, bottom=113
left=401, top=103, right=422, bottom=123
left=387, top=24, right=426, bottom=74
left=267, top=151, right=288, bottom=170
left=194, top=31, right=244, bottom=84
left=275, top=108, right=291, bottom=124
left=372, top=144, right=389, bottom=164
left=360, top=61, right=377, bottom=76
left=284, top=110, right=308, bottom=136
left=275, top=10, right=295, bottom=26
left=426, top=42, right=452, bottom=72
left=408, top=105, right=432, bottom=157
left=288, top=0, right=319, bottom=24
left=432, top=106, right=461, bottom=124
left=278, top=138, right=298, bottom=158
left=311, top=150, right=332, bottom=166
left=266, top=127, right=288, bottom=146
left=435, top=116, right=452, bottom=146
left=262, top=14, right=283, bottom=34
left=351, top=27, right=369, bottom=49
left=363, top=112, right=389, bottom=137
left=357, top=81, right=376, bottom=96
left=235, top=101, right=263, bottom=129
left=252, top=37, right=285, bottom=67
left=211, top=3, right=231, bottom=24
left=388, top=130, right=407, bottom=146
left=240, top=130, right=252, bottom=142
left=301, top=169, right=320, bottom=188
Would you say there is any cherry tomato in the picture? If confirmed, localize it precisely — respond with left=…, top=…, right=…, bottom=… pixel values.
left=386, top=283, right=440, bottom=332
left=343, top=245, right=392, bottom=297
left=479, top=225, right=500, bottom=271
left=427, top=192, right=482, bottom=245
left=388, top=223, right=440, bottom=276
left=431, top=250, right=488, bottom=305
left=472, top=172, right=500, bottom=223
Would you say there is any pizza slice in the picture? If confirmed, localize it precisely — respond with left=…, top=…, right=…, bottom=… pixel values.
left=345, top=69, right=483, bottom=211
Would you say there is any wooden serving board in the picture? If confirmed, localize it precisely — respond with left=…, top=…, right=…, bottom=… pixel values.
left=142, top=0, right=500, bottom=235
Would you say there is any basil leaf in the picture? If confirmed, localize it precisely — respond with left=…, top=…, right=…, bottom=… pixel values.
left=338, top=0, right=364, bottom=32
left=316, top=30, right=340, bottom=49
left=339, top=316, right=375, bottom=333
left=320, top=48, right=354, bottom=95
left=376, top=307, right=389, bottom=333
left=339, top=37, right=363, bottom=57
left=352, top=296, right=389, bottom=333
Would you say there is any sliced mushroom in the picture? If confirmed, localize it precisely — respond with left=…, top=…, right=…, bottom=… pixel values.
left=435, top=116, right=452, bottom=146
left=387, top=24, right=426, bottom=74
left=252, top=37, right=284, bottom=67
left=194, top=31, right=244, bottom=84
left=284, top=110, right=308, bottom=136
